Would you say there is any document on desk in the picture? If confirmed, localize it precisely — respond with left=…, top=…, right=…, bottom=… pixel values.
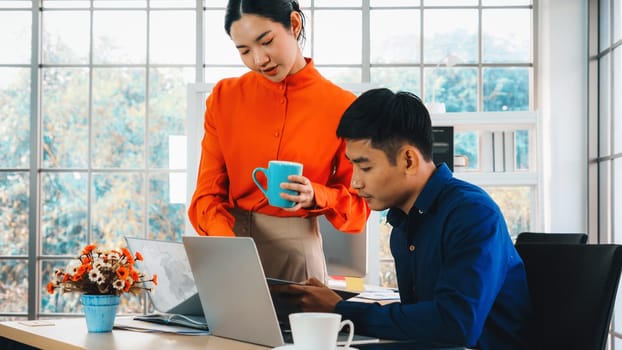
left=355, top=290, right=401, bottom=301
left=113, top=316, right=210, bottom=335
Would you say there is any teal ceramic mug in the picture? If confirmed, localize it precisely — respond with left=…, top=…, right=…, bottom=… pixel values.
left=252, top=160, right=303, bottom=208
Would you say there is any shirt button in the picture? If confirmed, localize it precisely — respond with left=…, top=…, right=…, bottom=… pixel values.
left=409, top=245, right=415, bottom=252
left=274, top=132, right=280, bottom=137
left=280, top=98, right=286, bottom=104
left=418, top=209, right=424, bottom=214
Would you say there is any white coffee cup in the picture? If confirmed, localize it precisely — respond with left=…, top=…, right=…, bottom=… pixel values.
left=288, top=312, right=354, bottom=350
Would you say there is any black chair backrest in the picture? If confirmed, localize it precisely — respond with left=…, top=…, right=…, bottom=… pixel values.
left=515, top=232, right=588, bottom=245
left=515, top=244, right=622, bottom=350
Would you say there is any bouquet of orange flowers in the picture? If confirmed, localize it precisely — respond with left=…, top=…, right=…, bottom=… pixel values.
left=47, top=243, right=157, bottom=296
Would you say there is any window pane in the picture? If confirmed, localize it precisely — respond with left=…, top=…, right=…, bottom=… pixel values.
left=515, top=130, right=530, bottom=170
left=149, top=173, right=186, bottom=241
left=149, top=67, right=195, bottom=168
left=41, top=260, right=81, bottom=313
left=313, top=10, right=361, bottom=64
left=483, top=186, right=534, bottom=238
left=315, top=0, right=361, bottom=6
left=0, top=1, right=31, bottom=9
left=424, top=67, right=477, bottom=112
left=150, top=0, right=195, bottom=8
left=370, top=9, right=420, bottom=64
left=42, top=11, right=90, bottom=64
left=42, top=68, right=89, bottom=169
left=454, top=130, right=478, bottom=171
left=600, top=54, right=611, bottom=156
left=371, top=67, right=421, bottom=96
left=378, top=210, right=391, bottom=259
left=615, top=158, right=622, bottom=243
left=614, top=49, right=622, bottom=153
left=614, top=0, right=622, bottom=42
left=316, top=67, right=361, bottom=84
left=204, top=9, right=240, bottom=65
left=42, top=1, right=90, bottom=8
left=0, top=172, right=28, bottom=255
left=378, top=208, right=396, bottom=289
left=482, top=9, right=531, bottom=63
left=379, top=260, right=397, bottom=289
left=92, top=68, right=146, bottom=169
left=370, top=0, right=420, bottom=6
left=483, top=67, right=530, bottom=111
left=150, top=11, right=195, bottom=64
left=93, top=1, right=146, bottom=8
left=92, top=173, right=144, bottom=243
left=204, top=67, right=248, bottom=83
left=424, top=0, right=478, bottom=5
left=204, top=0, right=227, bottom=8
left=482, top=0, right=532, bottom=4
left=41, top=172, right=88, bottom=256
left=423, top=9, right=478, bottom=64
left=93, top=11, right=146, bottom=64
left=0, top=68, right=30, bottom=169
left=0, top=260, right=28, bottom=313
left=601, top=0, right=611, bottom=50
left=599, top=161, right=612, bottom=241
left=0, top=11, right=30, bottom=63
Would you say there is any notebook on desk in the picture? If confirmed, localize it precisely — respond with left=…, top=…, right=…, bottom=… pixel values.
left=182, top=236, right=379, bottom=348
left=124, top=237, right=207, bottom=330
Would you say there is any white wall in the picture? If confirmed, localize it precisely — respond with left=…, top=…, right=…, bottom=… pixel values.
left=538, top=0, right=589, bottom=234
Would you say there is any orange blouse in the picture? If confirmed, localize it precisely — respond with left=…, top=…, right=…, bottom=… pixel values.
left=188, top=59, right=369, bottom=237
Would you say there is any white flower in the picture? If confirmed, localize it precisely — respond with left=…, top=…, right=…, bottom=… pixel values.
left=112, top=279, right=125, bottom=291
left=93, top=260, right=111, bottom=270
left=88, top=268, right=105, bottom=285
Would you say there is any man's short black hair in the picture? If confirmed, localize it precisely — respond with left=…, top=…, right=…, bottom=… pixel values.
left=336, top=88, right=434, bottom=164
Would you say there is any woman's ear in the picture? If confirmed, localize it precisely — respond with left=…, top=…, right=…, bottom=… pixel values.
left=290, top=11, right=302, bottom=39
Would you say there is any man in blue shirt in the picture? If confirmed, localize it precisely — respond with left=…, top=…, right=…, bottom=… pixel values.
left=277, top=88, right=531, bottom=349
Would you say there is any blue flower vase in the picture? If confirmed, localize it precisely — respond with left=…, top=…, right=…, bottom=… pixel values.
left=80, top=294, right=120, bottom=333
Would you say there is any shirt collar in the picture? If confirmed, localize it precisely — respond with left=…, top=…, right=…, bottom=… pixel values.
left=387, top=163, right=453, bottom=225
left=254, top=57, right=322, bottom=91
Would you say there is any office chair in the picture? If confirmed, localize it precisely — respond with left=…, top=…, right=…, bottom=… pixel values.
left=515, top=244, right=622, bottom=350
left=515, top=231, right=587, bottom=245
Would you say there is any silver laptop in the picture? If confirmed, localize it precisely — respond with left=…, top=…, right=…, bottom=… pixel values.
left=182, top=236, right=378, bottom=348
left=124, top=237, right=203, bottom=318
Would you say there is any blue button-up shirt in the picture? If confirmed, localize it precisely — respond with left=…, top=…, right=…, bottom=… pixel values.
left=335, top=164, right=531, bottom=350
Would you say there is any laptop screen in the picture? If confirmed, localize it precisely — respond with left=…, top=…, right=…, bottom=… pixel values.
left=124, top=236, right=201, bottom=316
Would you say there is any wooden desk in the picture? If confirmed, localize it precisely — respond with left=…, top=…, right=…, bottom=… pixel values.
left=1, top=317, right=468, bottom=350
left=0, top=317, right=269, bottom=350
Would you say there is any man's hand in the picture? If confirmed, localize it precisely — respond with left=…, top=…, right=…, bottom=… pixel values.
left=270, top=277, right=343, bottom=312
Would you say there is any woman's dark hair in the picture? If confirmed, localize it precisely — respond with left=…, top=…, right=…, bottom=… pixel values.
left=225, top=0, right=306, bottom=45
left=336, top=88, right=434, bottom=164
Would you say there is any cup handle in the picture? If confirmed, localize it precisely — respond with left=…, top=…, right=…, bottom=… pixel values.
left=252, top=167, right=268, bottom=195
left=338, top=319, right=354, bottom=349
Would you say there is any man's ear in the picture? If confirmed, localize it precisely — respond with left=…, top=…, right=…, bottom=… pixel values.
left=400, top=146, right=420, bottom=173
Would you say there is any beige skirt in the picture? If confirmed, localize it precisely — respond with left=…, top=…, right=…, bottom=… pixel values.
left=231, top=208, right=328, bottom=283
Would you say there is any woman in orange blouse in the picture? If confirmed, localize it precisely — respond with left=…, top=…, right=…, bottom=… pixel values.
left=188, top=0, right=369, bottom=282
